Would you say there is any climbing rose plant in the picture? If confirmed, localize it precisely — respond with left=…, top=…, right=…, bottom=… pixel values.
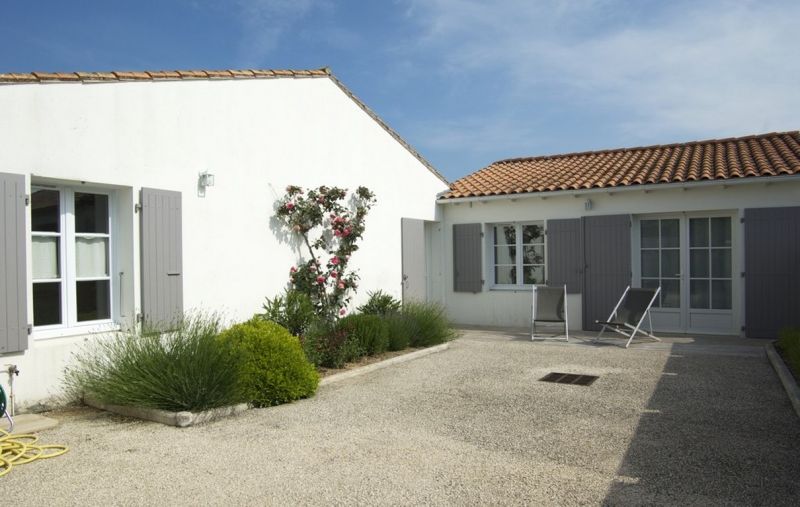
left=274, top=185, right=376, bottom=320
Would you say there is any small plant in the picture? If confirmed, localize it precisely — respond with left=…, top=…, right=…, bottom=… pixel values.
left=385, top=313, right=412, bottom=351
left=64, top=314, right=241, bottom=412
left=218, top=319, right=319, bottom=407
left=261, top=288, right=317, bottom=337
left=357, top=290, right=401, bottom=316
left=402, top=302, right=455, bottom=347
left=337, top=314, right=390, bottom=356
left=302, top=321, right=362, bottom=369
left=778, top=327, right=800, bottom=378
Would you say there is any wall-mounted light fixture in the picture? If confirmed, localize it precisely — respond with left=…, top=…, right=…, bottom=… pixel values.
left=198, top=171, right=215, bottom=197
left=584, top=198, right=593, bottom=211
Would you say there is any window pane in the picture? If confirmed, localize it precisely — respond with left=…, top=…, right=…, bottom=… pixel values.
left=642, top=278, right=661, bottom=307
left=31, top=189, right=60, bottom=233
left=689, top=218, right=709, bottom=247
left=75, top=193, right=109, bottom=234
left=495, top=266, right=516, bottom=284
left=494, top=245, right=516, bottom=265
left=711, top=249, right=731, bottom=278
left=522, top=223, right=543, bottom=244
left=661, top=279, right=680, bottom=308
left=522, top=245, right=545, bottom=265
left=32, top=236, right=60, bottom=279
left=641, top=250, right=659, bottom=278
left=690, top=249, right=709, bottom=278
left=76, top=237, right=109, bottom=277
left=690, top=280, right=710, bottom=309
left=77, top=280, right=111, bottom=321
left=33, top=282, right=61, bottom=326
left=494, top=225, right=516, bottom=245
left=661, top=249, right=680, bottom=278
left=712, top=280, right=732, bottom=310
left=660, top=219, right=680, bottom=248
left=641, top=220, right=659, bottom=248
left=523, top=265, right=545, bottom=285
left=710, top=217, right=731, bottom=247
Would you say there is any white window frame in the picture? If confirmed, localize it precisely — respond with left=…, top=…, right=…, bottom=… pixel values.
left=490, top=221, right=547, bottom=289
left=31, top=185, right=117, bottom=339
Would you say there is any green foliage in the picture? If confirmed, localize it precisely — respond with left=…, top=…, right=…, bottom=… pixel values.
left=337, top=314, right=390, bottom=356
left=385, top=313, right=412, bottom=351
left=402, top=301, right=456, bottom=347
left=778, top=328, right=800, bottom=377
left=261, top=288, right=317, bottom=337
left=64, top=314, right=241, bottom=411
left=302, top=321, right=362, bottom=369
left=357, top=290, right=401, bottom=317
left=274, top=185, right=377, bottom=319
left=218, top=319, right=319, bottom=407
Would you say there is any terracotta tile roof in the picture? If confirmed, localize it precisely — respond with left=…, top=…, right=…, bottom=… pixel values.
left=441, top=131, right=800, bottom=199
left=0, top=68, right=331, bottom=83
left=0, top=66, right=448, bottom=185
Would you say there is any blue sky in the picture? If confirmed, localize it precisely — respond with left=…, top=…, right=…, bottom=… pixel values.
left=2, top=0, right=798, bottom=181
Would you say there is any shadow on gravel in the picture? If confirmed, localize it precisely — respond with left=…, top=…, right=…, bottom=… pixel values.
left=603, top=348, right=800, bottom=505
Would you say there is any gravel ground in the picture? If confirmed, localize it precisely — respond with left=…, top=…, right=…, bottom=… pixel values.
left=4, top=334, right=800, bottom=505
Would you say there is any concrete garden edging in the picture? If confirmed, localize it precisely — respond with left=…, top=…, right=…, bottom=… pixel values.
left=84, top=397, right=250, bottom=427
left=765, top=342, right=800, bottom=419
left=320, top=342, right=451, bottom=386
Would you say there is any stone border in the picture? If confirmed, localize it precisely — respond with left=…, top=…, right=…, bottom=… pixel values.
left=84, top=397, right=250, bottom=428
left=765, top=342, right=800, bottom=419
left=320, top=343, right=451, bottom=386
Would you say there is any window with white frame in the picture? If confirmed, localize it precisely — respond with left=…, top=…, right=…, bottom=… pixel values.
left=31, top=187, right=113, bottom=330
left=492, top=222, right=546, bottom=286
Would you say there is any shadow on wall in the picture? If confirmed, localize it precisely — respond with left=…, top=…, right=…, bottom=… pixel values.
left=602, top=348, right=800, bottom=504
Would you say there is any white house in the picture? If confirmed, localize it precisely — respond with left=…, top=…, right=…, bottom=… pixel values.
left=0, top=68, right=448, bottom=410
left=428, top=132, right=800, bottom=338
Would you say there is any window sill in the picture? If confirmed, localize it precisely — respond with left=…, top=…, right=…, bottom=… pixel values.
left=490, top=285, right=540, bottom=292
left=32, top=322, right=121, bottom=341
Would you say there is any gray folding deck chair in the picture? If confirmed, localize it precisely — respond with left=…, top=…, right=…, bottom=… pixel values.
left=594, top=286, right=660, bottom=348
left=531, top=284, right=569, bottom=341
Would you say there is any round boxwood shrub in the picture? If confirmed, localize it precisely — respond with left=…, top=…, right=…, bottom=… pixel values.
left=337, top=314, right=390, bottom=356
left=218, top=319, right=319, bottom=407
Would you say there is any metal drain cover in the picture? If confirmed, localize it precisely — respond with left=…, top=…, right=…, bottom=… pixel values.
left=539, top=372, right=598, bottom=386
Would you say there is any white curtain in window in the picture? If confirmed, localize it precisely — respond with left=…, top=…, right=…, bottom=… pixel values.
left=76, top=237, right=108, bottom=277
left=32, top=236, right=59, bottom=279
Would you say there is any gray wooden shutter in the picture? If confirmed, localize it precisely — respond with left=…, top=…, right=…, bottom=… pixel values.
left=582, top=214, right=631, bottom=330
left=140, top=188, right=183, bottom=331
left=546, top=218, right=583, bottom=293
left=744, top=207, right=800, bottom=339
left=453, top=223, right=482, bottom=293
left=0, top=172, right=29, bottom=354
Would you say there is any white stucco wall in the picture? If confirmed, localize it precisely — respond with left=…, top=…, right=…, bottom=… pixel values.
left=434, top=178, right=800, bottom=332
left=0, top=76, right=447, bottom=409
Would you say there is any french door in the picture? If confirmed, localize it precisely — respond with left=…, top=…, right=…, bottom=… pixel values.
left=635, top=214, right=736, bottom=334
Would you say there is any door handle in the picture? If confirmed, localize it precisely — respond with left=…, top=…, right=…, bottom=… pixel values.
left=167, top=272, right=181, bottom=276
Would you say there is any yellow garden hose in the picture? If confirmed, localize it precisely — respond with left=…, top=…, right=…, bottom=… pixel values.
left=0, top=428, right=68, bottom=478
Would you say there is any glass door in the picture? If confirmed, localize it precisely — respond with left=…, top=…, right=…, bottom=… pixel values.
left=687, top=217, right=734, bottom=333
left=639, top=217, right=683, bottom=332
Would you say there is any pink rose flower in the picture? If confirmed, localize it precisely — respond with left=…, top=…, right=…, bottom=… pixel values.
left=316, top=275, right=326, bottom=284
left=331, top=256, right=339, bottom=265
left=285, top=202, right=294, bottom=210
left=290, top=266, right=297, bottom=273
left=338, top=282, right=345, bottom=289
left=339, top=308, right=346, bottom=316
left=330, top=271, right=338, bottom=278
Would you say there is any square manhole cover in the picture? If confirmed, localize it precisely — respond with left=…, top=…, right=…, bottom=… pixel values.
left=539, top=372, right=598, bottom=386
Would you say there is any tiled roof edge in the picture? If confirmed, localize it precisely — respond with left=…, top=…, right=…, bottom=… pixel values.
left=493, top=130, right=800, bottom=165
left=325, top=73, right=449, bottom=185
left=0, top=68, right=332, bottom=84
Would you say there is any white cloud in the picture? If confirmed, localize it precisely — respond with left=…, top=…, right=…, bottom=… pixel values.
left=401, top=0, right=800, bottom=148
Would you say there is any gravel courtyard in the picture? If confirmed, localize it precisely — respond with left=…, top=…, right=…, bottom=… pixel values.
left=5, top=332, right=800, bottom=505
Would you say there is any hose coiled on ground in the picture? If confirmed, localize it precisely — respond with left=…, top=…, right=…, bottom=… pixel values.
left=0, top=428, right=68, bottom=477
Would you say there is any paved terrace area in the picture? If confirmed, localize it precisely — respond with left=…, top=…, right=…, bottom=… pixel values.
left=4, top=329, right=799, bottom=505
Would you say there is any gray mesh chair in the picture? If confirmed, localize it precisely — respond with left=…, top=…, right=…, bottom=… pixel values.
left=531, top=284, right=569, bottom=341
left=594, top=286, right=661, bottom=348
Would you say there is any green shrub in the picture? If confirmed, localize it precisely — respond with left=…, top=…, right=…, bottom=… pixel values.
left=337, top=314, right=390, bottom=356
left=64, top=314, right=241, bottom=412
left=778, top=328, right=800, bottom=377
left=302, top=321, right=362, bottom=369
left=219, top=319, right=318, bottom=407
left=357, top=290, right=401, bottom=316
left=261, top=289, right=317, bottom=337
left=402, top=301, right=455, bottom=347
left=385, top=313, right=412, bottom=351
